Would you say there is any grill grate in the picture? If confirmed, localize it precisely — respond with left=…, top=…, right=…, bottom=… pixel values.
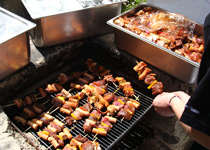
left=3, top=69, right=153, bottom=150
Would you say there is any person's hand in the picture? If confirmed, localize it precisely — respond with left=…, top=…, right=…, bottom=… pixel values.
left=172, top=91, right=190, bottom=105
left=152, top=92, right=176, bottom=117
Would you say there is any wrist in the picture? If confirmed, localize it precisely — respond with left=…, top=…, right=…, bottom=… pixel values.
left=168, top=95, right=181, bottom=107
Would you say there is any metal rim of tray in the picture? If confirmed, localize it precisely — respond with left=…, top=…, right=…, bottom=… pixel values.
left=21, top=0, right=127, bottom=20
left=107, top=2, right=201, bottom=68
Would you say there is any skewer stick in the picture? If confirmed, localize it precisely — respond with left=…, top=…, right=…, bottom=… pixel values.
left=69, top=126, right=76, bottom=132
left=35, top=96, right=44, bottom=100
left=121, top=117, right=124, bottom=122
left=24, top=126, right=32, bottom=132
left=36, top=136, right=41, bottom=141
left=113, top=82, right=118, bottom=88
left=83, top=134, right=88, bottom=138
left=68, top=88, right=73, bottom=93
left=47, top=106, right=55, bottom=113
left=93, top=137, right=98, bottom=142
left=113, top=88, right=120, bottom=94
left=43, top=99, right=50, bottom=105
left=47, top=144, right=53, bottom=150
left=93, top=133, right=98, bottom=139
left=48, top=106, right=60, bottom=114
left=2, top=103, right=16, bottom=108
left=34, top=93, right=41, bottom=97
left=133, top=95, right=140, bottom=101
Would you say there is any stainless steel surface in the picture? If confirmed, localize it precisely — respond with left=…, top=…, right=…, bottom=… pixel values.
left=107, top=3, right=203, bottom=84
left=0, top=7, right=35, bottom=81
left=148, top=0, right=210, bottom=25
left=22, top=0, right=126, bottom=47
left=0, top=7, right=36, bottom=44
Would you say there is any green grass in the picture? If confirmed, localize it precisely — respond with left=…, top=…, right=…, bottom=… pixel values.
left=122, top=0, right=147, bottom=12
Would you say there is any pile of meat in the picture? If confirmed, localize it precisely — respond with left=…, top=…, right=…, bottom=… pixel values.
left=114, top=6, right=204, bottom=63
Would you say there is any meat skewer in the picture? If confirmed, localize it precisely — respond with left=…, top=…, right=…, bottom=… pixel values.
left=134, top=61, right=164, bottom=95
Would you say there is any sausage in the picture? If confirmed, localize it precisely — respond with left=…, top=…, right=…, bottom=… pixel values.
left=48, top=137, right=60, bottom=149
left=53, top=119, right=64, bottom=129
left=83, top=72, right=95, bottom=81
left=75, top=108, right=90, bottom=117
left=54, top=83, right=63, bottom=92
left=126, top=99, right=140, bottom=109
left=13, top=99, right=22, bottom=109
left=27, top=121, right=38, bottom=130
left=59, top=132, right=68, bottom=141
left=63, top=144, right=77, bottom=150
left=61, top=88, right=71, bottom=98
left=104, top=116, right=117, bottom=124
left=70, top=138, right=82, bottom=147
left=33, top=105, right=43, bottom=114
left=63, top=128, right=72, bottom=140
left=25, top=96, right=32, bottom=105
left=42, top=113, right=54, bottom=121
left=37, top=131, right=49, bottom=141
left=14, top=116, right=26, bottom=125
left=38, top=88, right=47, bottom=98
left=99, top=70, right=111, bottom=78
left=32, top=119, right=43, bottom=127
left=78, top=78, right=89, bottom=85
left=70, top=83, right=82, bottom=90
left=47, top=125, right=58, bottom=134
left=65, top=101, right=78, bottom=109
left=60, top=107, right=71, bottom=115
left=68, top=98, right=79, bottom=103
left=23, top=108, right=35, bottom=118
left=92, top=128, right=107, bottom=136
left=85, top=119, right=96, bottom=126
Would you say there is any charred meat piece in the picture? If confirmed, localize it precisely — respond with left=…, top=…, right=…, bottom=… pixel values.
left=13, top=99, right=23, bottom=109
left=81, top=141, right=101, bottom=150
left=33, top=103, right=46, bottom=114
left=83, top=121, right=92, bottom=133
left=68, top=72, right=83, bottom=82
left=138, top=67, right=152, bottom=80
left=107, top=105, right=119, bottom=116
left=133, top=61, right=147, bottom=72
left=123, top=85, right=135, bottom=97
left=57, top=73, right=69, bottom=85
left=117, top=108, right=133, bottom=121
left=98, top=117, right=113, bottom=132
left=144, top=73, right=156, bottom=85
left=113, top=96, right=129, bottom=109
left=151, top=81, right=164, bottom=95
left=51, top=96, right=65, bottom=108
left=103, top=92, right=117, bottom=103
left=65, top=116, right=75, bottom=126
left=103, top=74, right=116, bottom=84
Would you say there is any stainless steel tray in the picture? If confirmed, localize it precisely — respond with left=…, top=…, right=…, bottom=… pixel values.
left=0, top=7, right=36, bottom=80
left=22, top=0, right=126, bottom=47
left=107, top=3, right=203, bottom=84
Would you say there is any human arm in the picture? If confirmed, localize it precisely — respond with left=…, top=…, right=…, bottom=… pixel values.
left=153, top=92, right=210, bottom=149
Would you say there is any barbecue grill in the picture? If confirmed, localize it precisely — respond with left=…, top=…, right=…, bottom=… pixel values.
left=2, top=38, right=155, bottom=150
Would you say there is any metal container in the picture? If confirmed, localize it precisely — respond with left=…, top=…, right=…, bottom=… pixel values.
left=0, top=7, right=36, bottom=80
left=21, top=0, right=126, bottom=47
left=107, top=3, right=203, bottom=84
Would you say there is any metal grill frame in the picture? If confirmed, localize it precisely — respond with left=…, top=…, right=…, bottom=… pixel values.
left=3, top=64, right=154, bottom=150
